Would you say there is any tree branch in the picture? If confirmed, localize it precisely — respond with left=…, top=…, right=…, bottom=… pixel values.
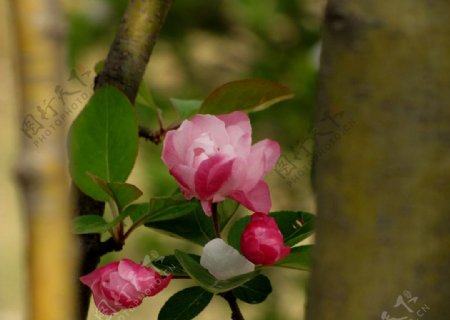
left=211, top=202, right=221, bottom=238
left=220, top=292, right=245, bottom=320
left=94, top=0, right=174, bottom=102
left=76, top=1, right=174, bottom=319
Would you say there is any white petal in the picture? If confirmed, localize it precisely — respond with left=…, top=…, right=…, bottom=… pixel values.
left=200, top=238, right=255, bottom=280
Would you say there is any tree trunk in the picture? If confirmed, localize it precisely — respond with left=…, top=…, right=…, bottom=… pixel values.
left=12, top=1, right=76, bottom=319
left=306, top=1, right=450, bottom=319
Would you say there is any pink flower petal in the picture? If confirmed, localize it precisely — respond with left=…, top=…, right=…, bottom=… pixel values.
left=144, top=274, right=173, bottom=297
left=161, top=131, right=179, bottom=169
left=80, top=261, right=119, bottom=288
left=194, top=154, right=234, bottom=199
left=118, top=259, right=154, bottom=292
left=230, top=180, right=271, bottom=213
left=169, top=164, right=196, bottom=198
left=108, top=272, right=141, bottom=306
left=92, top=290, right=121, bottom=315
left=164, top=120, right=207, bottom=164
left=190, top=114, right=229, bottom=146
left=244, top=139, right=280, bottom=188
left=162, top=120, right=198, bottom=167
left=218, top=111, right=251, bottom=134
left=201, top=200, right=212, bottom=216
left=214, top=157, right=247, bottom=196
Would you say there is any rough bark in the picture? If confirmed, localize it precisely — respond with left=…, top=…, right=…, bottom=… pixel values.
left=306, top=1, right=450, bottom=319
left=75, top=1, right=173, bottom=319
left=12, top=0, right=76, bottom=319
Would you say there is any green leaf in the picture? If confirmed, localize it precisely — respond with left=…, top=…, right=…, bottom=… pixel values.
left=151, top=254, right=200, bottom=277
left=145, top=202, right=215, bottom=246
left=87, top=173, right=143, bottom=212
left=227, top=211, right=316, bottom=251
left=137, top=194, right=238, bottom=246
left=270, top=211, right=315, bottom=246
left=72, top=215, right=109, bottom=234
left=199, top=79, right=294, bottom=114
left=232, top=275, right=272, bottom=304
left=94, top=59, right=105, bottom=74
left=227, top=216, right=250, bottom=251
left=125, top=203, right=150, bottom=223
left=174, top=250, right=260, bottom=294
left=68, top=85, right=138, bottom=201
left=125, top=196, right=200, bottom=236
left=217, top=199, right=240, bottom=229
left=158, top=286, right=213, bottom=320
left=72, top=209, right=134, bottom=235
left=170, top=98, right=202, bottom=119
left=135, top=102, right=157, bottom=128
left=128, top=195, right=198, bottom=224
left=136, top=82, right=160, bottom=112
left=135, top=83, right=162, bottom=128
left=273, top=245, right=313, bottom=271
left=108, top=182, right=143, bottom=212
left=146, top=196, right=199, bottom=223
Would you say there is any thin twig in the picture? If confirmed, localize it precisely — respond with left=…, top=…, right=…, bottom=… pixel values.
left=220, top=292, right=245, bottom=320
left=139, top=125, right=163, bottom=144
left=138, top=122, right=181, bottom=145
left=211, top=203, right=221, bottom=238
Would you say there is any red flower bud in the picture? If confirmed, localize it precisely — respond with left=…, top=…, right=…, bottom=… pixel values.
left=240, top=212, right=291, bottom=265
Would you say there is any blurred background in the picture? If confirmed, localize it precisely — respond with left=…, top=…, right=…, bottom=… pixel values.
left=0, top=0, right=325, bottom=319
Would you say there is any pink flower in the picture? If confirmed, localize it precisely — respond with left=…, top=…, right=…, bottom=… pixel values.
left=162, top=111, right=280, bottom=215
left=240, top=212, right=291, bottom=265
left=80, top=259, right=172, bottom=315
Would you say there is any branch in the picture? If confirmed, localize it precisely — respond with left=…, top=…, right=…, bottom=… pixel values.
left=94, top=0, right=174, bottom=102
left=211, top=203, right=221, bottom=238
left=220, top=292, right=245, bottom=320
left=139, top=125, right=164, bottom=144
left=75, top=1, right=174, bottom=319
left=138, top=122, right=181, bottom=144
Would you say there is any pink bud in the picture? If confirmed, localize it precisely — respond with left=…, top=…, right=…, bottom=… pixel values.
left=161, top=111, right=280, bottom=216
left=240, top=212, right=291, bottom=266
left=80, top=259, right=172, bottom=315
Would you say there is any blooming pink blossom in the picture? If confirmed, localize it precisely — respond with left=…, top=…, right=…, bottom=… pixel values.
left=240, top=212, right=291, bottom=265
left=162, top=111, right=280, bottom=215
left=80, top=259, right=172, bottom=315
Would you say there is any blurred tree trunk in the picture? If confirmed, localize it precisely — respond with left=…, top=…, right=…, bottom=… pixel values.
left=12, top=1, right=76, bottom=319
left=307, top=1, right=450, bottom=319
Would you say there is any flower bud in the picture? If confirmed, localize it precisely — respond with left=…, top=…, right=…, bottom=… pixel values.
left=80, top=259, right=172, bottom=315
left=240, top=212, right=291, bottom=265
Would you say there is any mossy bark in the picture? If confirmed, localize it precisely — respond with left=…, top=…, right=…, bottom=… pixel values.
left=306, top=1, right=450, bottom=319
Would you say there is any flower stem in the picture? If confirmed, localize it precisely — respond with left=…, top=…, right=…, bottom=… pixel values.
left=220, top=292, right=245, bottom=320
left=211, top=203, right=221, bottom=238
